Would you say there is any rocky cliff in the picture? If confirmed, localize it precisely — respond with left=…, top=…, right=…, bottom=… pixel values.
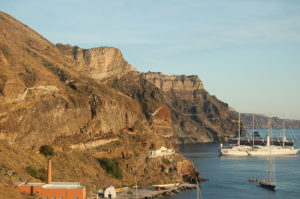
left=240, top=113, right=300, bottom=129
left=0, top=11, right=199, bottom=198
left=144, top=72, right=204, bottom=92
left=145, top=72, right=247, bottom=143
left=56, top=43, right=136, bottom=81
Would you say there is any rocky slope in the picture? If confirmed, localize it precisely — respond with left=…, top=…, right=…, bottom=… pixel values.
left=144, top=72, right=247, bottom=143
left=0, top=11, right=199, bottom=198
left=240, top=113, right=300, bottom=129
left=107, top=71, right=246, bottom=144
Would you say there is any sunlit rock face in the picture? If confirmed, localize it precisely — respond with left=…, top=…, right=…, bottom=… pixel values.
left=56, top=44, right=136, bottom=80
left=144, top=72, right=204, bottom=92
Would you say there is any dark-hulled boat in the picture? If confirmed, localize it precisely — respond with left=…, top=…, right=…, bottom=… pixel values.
left=229, top=132, right=295, bottom=146
left=259, top=180, right=276, bottom=190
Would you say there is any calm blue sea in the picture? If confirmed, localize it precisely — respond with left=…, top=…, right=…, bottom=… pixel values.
left=161, top=128, right=300, bottom=199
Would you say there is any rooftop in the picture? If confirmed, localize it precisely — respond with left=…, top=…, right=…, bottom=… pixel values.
left=17, top=182, right=85, bottom=190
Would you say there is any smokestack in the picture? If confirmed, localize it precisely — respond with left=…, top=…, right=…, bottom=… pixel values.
left=47, top=159, right=52, bottom=184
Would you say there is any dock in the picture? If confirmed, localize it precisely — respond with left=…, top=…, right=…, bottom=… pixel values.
left=113, top=183, right=196, bottom=199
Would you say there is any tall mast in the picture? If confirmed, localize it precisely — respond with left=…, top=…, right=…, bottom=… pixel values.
left=282, top=118, right=285, bottom=147
left=252, top=113, right=255, bottom=146
left=238, top=112, right=241, bottom=145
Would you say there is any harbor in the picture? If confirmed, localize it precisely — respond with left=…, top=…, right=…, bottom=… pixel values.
left=87, top=184, right=197, bottom=199
left=168, top=128, right=300, bottom=199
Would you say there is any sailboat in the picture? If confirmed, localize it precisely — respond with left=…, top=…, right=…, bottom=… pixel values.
left=247, top=116, right=300, bottom=156
left=219, top=112, right=251, bottom=156
left=258, top=116, right=276, bottom=190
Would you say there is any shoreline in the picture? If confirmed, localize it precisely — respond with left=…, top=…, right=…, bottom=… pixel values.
left=114, top=183, right=197, bottom=199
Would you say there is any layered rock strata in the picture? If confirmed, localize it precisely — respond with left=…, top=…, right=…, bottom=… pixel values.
left=145, top=72, right=246, bottom=143
left=56, top=44, right=136, bottom=80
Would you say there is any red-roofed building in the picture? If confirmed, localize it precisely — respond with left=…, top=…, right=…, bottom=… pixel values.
left=16, top=160, right=86, bottom=199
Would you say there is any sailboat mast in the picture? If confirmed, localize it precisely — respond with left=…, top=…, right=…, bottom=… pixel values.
left=252, top=114, right=255, bottom=146
left=238, top=112, right=241, bottom=146
left=282, top=119, right=285, bottom=147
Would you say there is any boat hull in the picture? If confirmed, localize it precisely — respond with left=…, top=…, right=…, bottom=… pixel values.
left=259, top=182, right=276, bottom=190
left=219, top=145, right=251, bottom=156
left=248, top=147, right=300, bottom=156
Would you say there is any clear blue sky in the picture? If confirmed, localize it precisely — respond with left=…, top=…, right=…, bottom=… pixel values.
left=2, top=0, right=300, bottom=119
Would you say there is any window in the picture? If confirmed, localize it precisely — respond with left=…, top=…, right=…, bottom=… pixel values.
left=59, top=197, right=63, bottom=199
left=52, top=197, right=56, bottom=199
left=73, top=197, right=78, bottom=199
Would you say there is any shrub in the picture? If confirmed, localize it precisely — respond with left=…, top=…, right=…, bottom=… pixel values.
left=39, top=145, right=55, bottom=158
left=162, top=158, right=171, bottom=165
left=25, top=166, right=47, bottom=181
left=25, top=166, right=38, bottom=178
left=97, top=158, right=123, bottom=179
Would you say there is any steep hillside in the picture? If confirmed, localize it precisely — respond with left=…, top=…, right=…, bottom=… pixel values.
left=106, top=71, right=246, bottom=144
left=240, top=113, right=300, bottom=129
left=144, top=72, right=247, bottom=143
left=0, top=11, right=198, bottom=198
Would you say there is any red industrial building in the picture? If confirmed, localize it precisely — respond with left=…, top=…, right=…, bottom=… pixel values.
left=16, top=160, right=86, bottom=199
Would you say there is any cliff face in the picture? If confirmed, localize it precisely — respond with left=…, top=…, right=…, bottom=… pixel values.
left=144, top=72, right=204, bottom=92
left=56, top=44, right=136, bottom=81
left=0, top=11, right=198, bottom=197
left=145, top=72, right=246, bottom=143
left=240, top=113, right=300, bottom=129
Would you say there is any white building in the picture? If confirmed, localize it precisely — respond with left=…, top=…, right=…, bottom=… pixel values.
left=149, top=146, right=175, bottom=158
left=104, top=186, right=116, bottom=198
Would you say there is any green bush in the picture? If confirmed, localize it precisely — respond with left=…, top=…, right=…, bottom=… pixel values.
left=97, top=158, right=123, bottom=179
left=25, top=166, right=38, bottom=178
left=162, top=158, right=171, bottom=165
left=39, top=145, right=55, bottom=158
left=25, top=166, right=47, bottom=181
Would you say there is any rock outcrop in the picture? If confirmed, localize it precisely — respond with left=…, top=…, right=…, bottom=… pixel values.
left=144, top=72, right=204, bottom=92
left=56, top=44, right=136, bottom=80
left=145, top=72, right=246, bottom=143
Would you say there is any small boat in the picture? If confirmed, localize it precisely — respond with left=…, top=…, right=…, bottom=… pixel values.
left=257, top=116, right=276, bottom=190
left=259, top=180, right=276, bottom=190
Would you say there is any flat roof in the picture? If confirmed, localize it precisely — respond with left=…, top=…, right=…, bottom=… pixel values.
left=17, top=183, right=45, bottom=186
left=43, top=184, right=85, bottom=190
left=17, top=182, right=85, bottom=189
left=43, top=182, right=84, bottom=190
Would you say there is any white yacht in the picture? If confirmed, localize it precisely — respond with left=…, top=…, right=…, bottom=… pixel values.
left=219, top=113, right=251, bottom=156
left=219, top=144, right=251, bottom=156
left=248, top=116, right=300, bottom=156
left=219, top=114, right=300, bottom=156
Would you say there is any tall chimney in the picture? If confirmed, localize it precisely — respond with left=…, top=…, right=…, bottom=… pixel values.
left=47, top=159, right=52, bottom=184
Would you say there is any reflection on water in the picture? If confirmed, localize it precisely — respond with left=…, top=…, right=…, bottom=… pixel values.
left=161, top=129, right=300, bottom=199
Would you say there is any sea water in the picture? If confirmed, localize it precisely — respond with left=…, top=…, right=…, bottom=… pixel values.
left=161, top=129, right=300, bottom=199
